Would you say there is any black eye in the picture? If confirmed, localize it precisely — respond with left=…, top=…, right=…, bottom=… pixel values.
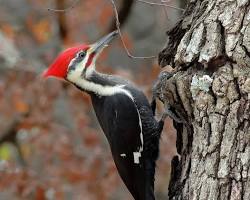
left=78, top=51, right=86, bottom=58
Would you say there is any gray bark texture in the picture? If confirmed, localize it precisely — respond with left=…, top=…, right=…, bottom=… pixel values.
left=155, top=0, right=250, bottom=199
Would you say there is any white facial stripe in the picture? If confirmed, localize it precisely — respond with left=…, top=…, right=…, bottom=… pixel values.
left=76, top=55, right=88, bottom=70
left=68, top=51, right=96, bottom=77
left=68, top=57, right=76, bottom=69
left=85, top=65, right=95, bottom=78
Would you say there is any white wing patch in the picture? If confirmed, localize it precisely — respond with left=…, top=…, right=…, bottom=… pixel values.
left=120, top=153, right=126, bottom=157
left=120, top=87, right=144, bottom=164
left=133, top=152, right=141, bottom=164
left=133, top=107, right=143, bottom=164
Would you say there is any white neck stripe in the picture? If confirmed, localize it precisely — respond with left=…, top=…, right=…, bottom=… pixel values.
left=70, top=74, right=134, bottom=99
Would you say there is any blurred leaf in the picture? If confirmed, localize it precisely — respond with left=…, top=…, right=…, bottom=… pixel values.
left=26, top=17, right=51, bottom=44
left=84, top=131, right=100, bottom=147
left=35, top=185, right=46, bottom=200
left=64, top=168, right=87, bottom=183
left=0, top=24, right=15, bottom=39
left=13, top=100, right=29, bottom=114
left=20, top=143, right=31, bottom=158
left=0, top=144, right=11, bottom=160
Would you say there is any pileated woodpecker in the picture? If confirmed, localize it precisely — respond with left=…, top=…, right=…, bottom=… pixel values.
left=43, top=31, right=166, bottom=200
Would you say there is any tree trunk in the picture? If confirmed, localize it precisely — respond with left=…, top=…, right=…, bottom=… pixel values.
left=156, top=0, right=250, bottom=199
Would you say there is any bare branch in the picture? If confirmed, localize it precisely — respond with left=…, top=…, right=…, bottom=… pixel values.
left=47, top=0, right=184, bottom=59
left=108, top=0, right=134, bottom=33
left=109, top=0, right=156, bottom=59
left=47, top=0, right=184, bottom=13
left=46, top=0, right=156, bottom=59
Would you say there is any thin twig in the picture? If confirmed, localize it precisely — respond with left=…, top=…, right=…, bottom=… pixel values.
left=47, top=0, right=81, bottom=12
left=47, top=0, right=184, bottom=12
left=109, top=0, right=156, bottom=59
left=136, top=0, right=184, bottom=11
left=47, top=0, right=184, bottom=59
left=108, top=0, right=134, bottom=32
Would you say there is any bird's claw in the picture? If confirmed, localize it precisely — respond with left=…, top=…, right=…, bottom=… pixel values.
left=161, top=104, right=184, bottom=124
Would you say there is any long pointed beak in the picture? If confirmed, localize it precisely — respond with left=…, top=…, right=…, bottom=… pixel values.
left=89, top=30, right=118, bottom=54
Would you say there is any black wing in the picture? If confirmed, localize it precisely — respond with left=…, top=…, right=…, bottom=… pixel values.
left=91, top=93, right=147, bottom=200
left=124, top=85, right=163, bottom=160
left=139, top=106, right=163, bottom=160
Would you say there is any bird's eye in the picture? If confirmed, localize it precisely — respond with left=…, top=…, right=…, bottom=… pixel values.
left=78, top=51, right=86, bottom=58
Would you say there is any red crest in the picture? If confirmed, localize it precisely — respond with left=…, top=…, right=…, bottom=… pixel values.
left=43, top=44, right=89, bottom=78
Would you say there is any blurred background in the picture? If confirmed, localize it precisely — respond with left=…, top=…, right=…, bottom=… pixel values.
left=0, top=0, right=184, bottom=199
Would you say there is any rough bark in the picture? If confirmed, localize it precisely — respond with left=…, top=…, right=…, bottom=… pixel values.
left=156, top=0, right=250, bottom=199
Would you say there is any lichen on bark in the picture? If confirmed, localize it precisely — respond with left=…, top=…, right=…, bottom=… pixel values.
left=156, top=0, right=250, bottom=199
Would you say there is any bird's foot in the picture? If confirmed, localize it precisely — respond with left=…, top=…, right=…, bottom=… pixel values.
left=160, top=104, right=184, bottom=124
